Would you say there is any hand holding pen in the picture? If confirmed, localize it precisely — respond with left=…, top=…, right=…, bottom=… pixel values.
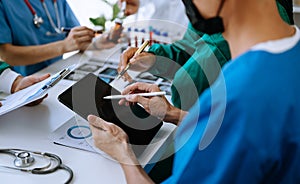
left=118, top=82, right=186, bottom=124
left=117, top=40, right=149, bottom=79
left=61, top=27, right=103, bottom=35
left=62, top=26, right=95, bottom=52
left=117, top=40, right=155, bottom=81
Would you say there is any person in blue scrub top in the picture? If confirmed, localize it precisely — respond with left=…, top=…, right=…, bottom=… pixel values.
left=88, top=0, right=300, bottom=183
left=0, top=0, right=95, bottom=76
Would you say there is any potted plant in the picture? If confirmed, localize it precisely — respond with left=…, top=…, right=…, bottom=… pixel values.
left=89, top=0, right=125, bottom=31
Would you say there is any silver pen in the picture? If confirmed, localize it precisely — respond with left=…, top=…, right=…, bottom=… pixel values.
left=26, top=67, right=72, bottom=100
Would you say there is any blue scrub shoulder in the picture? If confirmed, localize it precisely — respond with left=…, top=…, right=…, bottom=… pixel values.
left=165, top=40, right=300, bottom=183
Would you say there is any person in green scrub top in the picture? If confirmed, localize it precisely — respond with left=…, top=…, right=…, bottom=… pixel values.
left=119, top=0, right=293, bottom=111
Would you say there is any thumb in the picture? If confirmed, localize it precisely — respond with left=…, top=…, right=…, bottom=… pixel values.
left=39, top=73, right=51, bottom=81
left=88, top=115, right=109, bottom=131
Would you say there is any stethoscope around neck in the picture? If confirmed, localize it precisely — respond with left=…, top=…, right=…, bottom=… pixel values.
left=24, top=0, right=63, bottom=35
left=0, top=148, right=73, bottom=184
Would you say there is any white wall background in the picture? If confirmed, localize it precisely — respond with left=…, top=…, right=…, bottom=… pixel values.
left=67, top=0, right=117, bottom=27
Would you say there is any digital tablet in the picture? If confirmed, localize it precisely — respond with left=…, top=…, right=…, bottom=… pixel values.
left=58, top=73, right=163, bottom=147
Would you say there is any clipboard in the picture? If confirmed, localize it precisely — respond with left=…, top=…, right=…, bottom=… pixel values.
left=0, top=65, right=74, bottom=116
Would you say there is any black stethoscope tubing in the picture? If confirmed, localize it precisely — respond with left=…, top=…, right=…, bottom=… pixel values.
left=0, top=149, right=73, bottom=184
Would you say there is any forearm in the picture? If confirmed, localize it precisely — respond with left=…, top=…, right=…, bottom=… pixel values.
left=164, top=106, right=188, bottom=125
left=121, top=164, right=154, bottom=184
left=114, top=141, right=154, bottom=183
left=117, top=144, right=153, bottom=184
left=0, top=42, right=66, bottom=66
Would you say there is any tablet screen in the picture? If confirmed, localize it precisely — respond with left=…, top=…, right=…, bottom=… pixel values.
left=58, top=73, right=163, bottom=147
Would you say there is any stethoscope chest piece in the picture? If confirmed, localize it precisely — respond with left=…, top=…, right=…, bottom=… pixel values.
left=33, top=14, right=44, bottom=28
left=14, top=152, right=35, bottom=168
left=25, top=0, right=62, bottom=34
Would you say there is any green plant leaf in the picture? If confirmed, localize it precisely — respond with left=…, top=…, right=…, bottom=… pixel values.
left=89, top=16, right=106, bottom=30
left=112, top=2, right=121, bottom=21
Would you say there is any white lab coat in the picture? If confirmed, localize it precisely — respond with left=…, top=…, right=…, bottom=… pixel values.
left=138, top=0, right=188, bottom=27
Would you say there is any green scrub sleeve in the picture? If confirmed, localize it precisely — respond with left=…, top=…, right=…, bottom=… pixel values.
left=171, top=33, right=231, bottom=110
left=0, top=61, right=10, bottom=75
left=147, top=23, right=204, bottom=80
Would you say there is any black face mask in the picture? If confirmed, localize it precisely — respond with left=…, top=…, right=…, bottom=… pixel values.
left=182, top=0, right=225, bottom=35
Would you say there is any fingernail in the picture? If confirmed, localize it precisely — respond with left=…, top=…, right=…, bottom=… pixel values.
left=87, top=115, right=95, bottom=121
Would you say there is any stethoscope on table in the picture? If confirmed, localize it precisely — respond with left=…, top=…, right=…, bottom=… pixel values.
left=0, top=148, right=73, bottom=184
left=24, top=0, right=64, bottom=35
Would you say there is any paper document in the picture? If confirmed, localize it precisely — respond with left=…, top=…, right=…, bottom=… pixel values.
left=0, top=66, right=74, bottom=116
left=0, top=79, right=47, bottom=116
left=49, top=116, right=107, bottom=155
left=49, top=115, right=176, bottom=166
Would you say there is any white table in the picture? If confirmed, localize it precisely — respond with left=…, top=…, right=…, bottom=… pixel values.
left=0, top=51, right=176, bottom=183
